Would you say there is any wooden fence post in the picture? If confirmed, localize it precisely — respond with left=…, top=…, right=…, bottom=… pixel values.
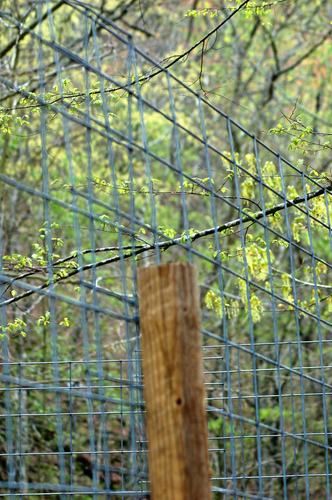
left=138, top=262, right=211, bottom=500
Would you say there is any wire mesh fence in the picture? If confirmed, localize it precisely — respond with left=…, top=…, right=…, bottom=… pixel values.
left=0, top=1, right=331, bottom=498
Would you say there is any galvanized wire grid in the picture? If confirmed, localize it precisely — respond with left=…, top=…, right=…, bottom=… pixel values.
left=0, top=1, right=331, bottom=498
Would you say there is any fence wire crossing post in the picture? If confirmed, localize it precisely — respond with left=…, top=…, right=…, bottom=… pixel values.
left=138, top=262, right=211, bottom=500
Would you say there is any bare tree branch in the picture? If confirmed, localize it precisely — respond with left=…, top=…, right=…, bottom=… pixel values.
left=0, top=0, right=250, bottom=111
left=1, top=182, right=330, bottom=308
left=0, top=0, right=65, bottom=60
left=263, top=28, right=332, bottom=105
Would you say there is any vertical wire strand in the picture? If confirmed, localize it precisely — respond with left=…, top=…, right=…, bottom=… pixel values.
left=45, top=2, right=101, bottom=495
left=276, top=154, right=310, bottom=499
left=130, top=46, right=160, bottom=263
left=253, top=138, right=288, bottom=498
left=125, top=36, right=145, bottom=492
left=37, top=2, right=67, bottom=495
left=68, top=361, right=74, bottom=491
left=300, top=171, right=330, bottom=497
left=91, top=24, right=141, bottom=492
left=166, top=71, right=192, bottom=261
left=198, top=96, right=238, bottom=495
left=226, top=118, right=264, bottom=497
left=83, top=15, right=112, bottom=494
left=0, top=270, right=15, bottom=495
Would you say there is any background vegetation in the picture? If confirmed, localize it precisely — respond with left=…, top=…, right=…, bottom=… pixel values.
left=0, top=0, right=331, bottom=497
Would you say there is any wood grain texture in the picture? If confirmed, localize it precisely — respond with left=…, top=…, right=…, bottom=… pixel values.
left=138, top=262, right=211, bottom=500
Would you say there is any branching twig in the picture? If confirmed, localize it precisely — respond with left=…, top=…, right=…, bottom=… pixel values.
left=1, top=182, right=330, bottom=308
left=264, top=28, right=332, bottom=105
left=0, top=1, right=65, bottom=60
left=0, top=0, right=250, bottom=111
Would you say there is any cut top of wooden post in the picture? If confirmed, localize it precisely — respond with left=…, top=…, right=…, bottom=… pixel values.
left=138, top=262, right=211, bottom=500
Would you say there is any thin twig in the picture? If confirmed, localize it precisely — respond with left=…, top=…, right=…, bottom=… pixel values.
left=0, top=0, right=250, bottom=111
left=1, top=182, right=330, bottom=308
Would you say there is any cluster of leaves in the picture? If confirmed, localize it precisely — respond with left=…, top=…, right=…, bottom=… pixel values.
left=270, top=114, right=331, bottom=153
left=0, top=312, right=70, bottom=340
left=185, top=8, right=220, bottom=19
left=0, top=318, right=27, bottom=339
left=0, top=109, right=29, bottom=135
left=202, top=153, right=331, bottom=324
left=186, top=2, right=274, bottom=20
left=3, top=222, right=64, bottom=270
